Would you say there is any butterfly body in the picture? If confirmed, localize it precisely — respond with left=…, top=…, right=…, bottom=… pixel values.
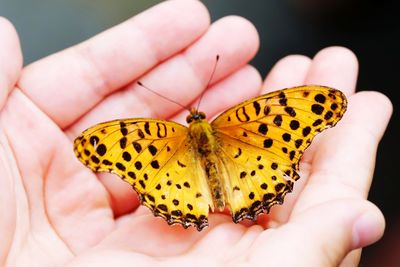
left=187, top=112, right=225, bottom=211
left=74, top=86, right=347, bottom=231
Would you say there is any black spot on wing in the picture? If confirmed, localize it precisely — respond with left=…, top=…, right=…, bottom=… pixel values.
left=273, top=115, right=283, bottom=126
left=282, top=133, right=291, bottom=142
left=295, top=139, right=303, bottom=148
left=96, top=144, right=107, bottom=156
left=122, top=151, right=132, bottom=161
left=139, top=180, right=146, bottom=189
left=311, top=104, right=324, bottom=115
left=271, top=163, right=278, bottom=170
left=302, top=126, right=311, bottom=137
left=156, top=122, right=167, bottom=138
left=135, top=161, right=142, bottom=170
left=313, top=119, right=323, bottom=126
left=84, top=149, right=90, bottom=156
left=253, top=101, right=261, bottom=116
left=144, top=122, right=151, bottom=135
left=157, top=204, right=167, bottom=212
left=177, top=161, right=186, bottom=168
left=137, top=129, right=145, bottom=138
left=263, top=138, right=273, bottom=148
left=148, top=145, right=158, bottom=156
left=236, top=106, right=250, bottom=122
left=120, top=137, right=127, bottom=149
left=102, top=159, right=112, bottom=165
left=278, top=92, right=287, bottom=106
left=258, top=123, right=268, bottom=135
left=91, top=155, right=100, bottom=164
left=324, top=111, right=333, bottom=120
left=260, top=183, right=268, bottom=190
left=116, top=162, right=126, bottom=171
left=90, top=136, right=99, bottom=146
left=284, top=107, right=296, bottom=117
left=151, top=160, right=160, bottom=169
left=132, top=142, right=142, bottom=153
left=264, top=105, right=271, bottom=116
left=290, top=120, right=300, bottom=130
left=289, top=151, right=295, bottom=160
left=314, top=94, right=326, bottom=103
left=120, top=127, right=128, bottom=136
left=234, top=148, right=242, bottom=158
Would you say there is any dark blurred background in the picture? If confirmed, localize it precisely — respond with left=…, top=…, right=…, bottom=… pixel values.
left=1, top=0, right=398, bottom=265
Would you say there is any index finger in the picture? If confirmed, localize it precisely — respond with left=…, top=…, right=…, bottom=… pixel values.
left=18, top=0, right=210, bottom=128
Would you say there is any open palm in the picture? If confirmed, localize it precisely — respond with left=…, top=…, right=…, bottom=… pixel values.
left=0, top=1, right=392, bottom=266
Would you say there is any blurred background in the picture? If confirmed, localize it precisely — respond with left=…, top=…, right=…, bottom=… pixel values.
left=1, top=0, right=398, bottom=265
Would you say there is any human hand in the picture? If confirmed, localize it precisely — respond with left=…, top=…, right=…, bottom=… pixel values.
left=0, top=0, right=392, bottom=266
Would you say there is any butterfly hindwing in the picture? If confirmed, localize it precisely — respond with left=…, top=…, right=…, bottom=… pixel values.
left=218, top=135, right=294, bottom=222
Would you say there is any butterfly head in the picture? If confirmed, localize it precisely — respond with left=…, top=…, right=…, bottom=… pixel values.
left=186, top=108, right=206, bottom=124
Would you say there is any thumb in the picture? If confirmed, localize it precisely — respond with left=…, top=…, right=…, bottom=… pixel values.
left=249, top=199, right=384, bottom=267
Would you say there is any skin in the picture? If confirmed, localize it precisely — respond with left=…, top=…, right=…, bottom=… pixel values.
left=0, top=0, right=392, bottom=266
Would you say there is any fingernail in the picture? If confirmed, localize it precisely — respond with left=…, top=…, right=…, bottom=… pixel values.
left=352, top=211, right=384, bottom=249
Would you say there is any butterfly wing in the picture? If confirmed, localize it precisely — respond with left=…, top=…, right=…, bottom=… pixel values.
left=74, top=119, right=213, bottom=230
left=211, top=85, right=347, bottom=221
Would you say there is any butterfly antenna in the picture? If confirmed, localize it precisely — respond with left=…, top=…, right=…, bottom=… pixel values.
left=196, top=55, right=220, bottom=111
left=137, top=81, right=190, bottom=112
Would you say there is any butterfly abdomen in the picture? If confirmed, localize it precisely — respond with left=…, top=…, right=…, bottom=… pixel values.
left=189, top=120, right=225, bottom=211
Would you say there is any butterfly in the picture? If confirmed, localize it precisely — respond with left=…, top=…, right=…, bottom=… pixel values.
left=74, top=85, right=347, bottom=231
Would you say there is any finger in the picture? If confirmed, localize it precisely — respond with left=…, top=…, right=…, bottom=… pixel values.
left=256, top=55, right=312, bottom=224
left=262, top=54, right=311, bottom=93
left=1, top=89, right=113, bottom=253
left=262, top=47, right=360, bottom=225
left=339, top=249, right=361, bottom=267
left=301, top=46, right=359, bottom=163
left=305, top=46, right=359, bottom=96
left=19, top=0, right=210, bottom=128
left=66, top=16, right=259, bottom=137
left=306, top=91, right=392, bottom=199
left=250, top=199, right=385, bottom=266
left=0, top=17, right=22, bottom=108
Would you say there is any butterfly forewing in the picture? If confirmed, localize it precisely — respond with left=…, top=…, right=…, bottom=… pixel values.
left=74, top=119, right=213, bottom=230
left=211, top=86, right=347, bottom=221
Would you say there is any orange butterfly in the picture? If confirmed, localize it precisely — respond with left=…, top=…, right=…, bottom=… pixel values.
left=74, top=85, right=346, bottom=231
